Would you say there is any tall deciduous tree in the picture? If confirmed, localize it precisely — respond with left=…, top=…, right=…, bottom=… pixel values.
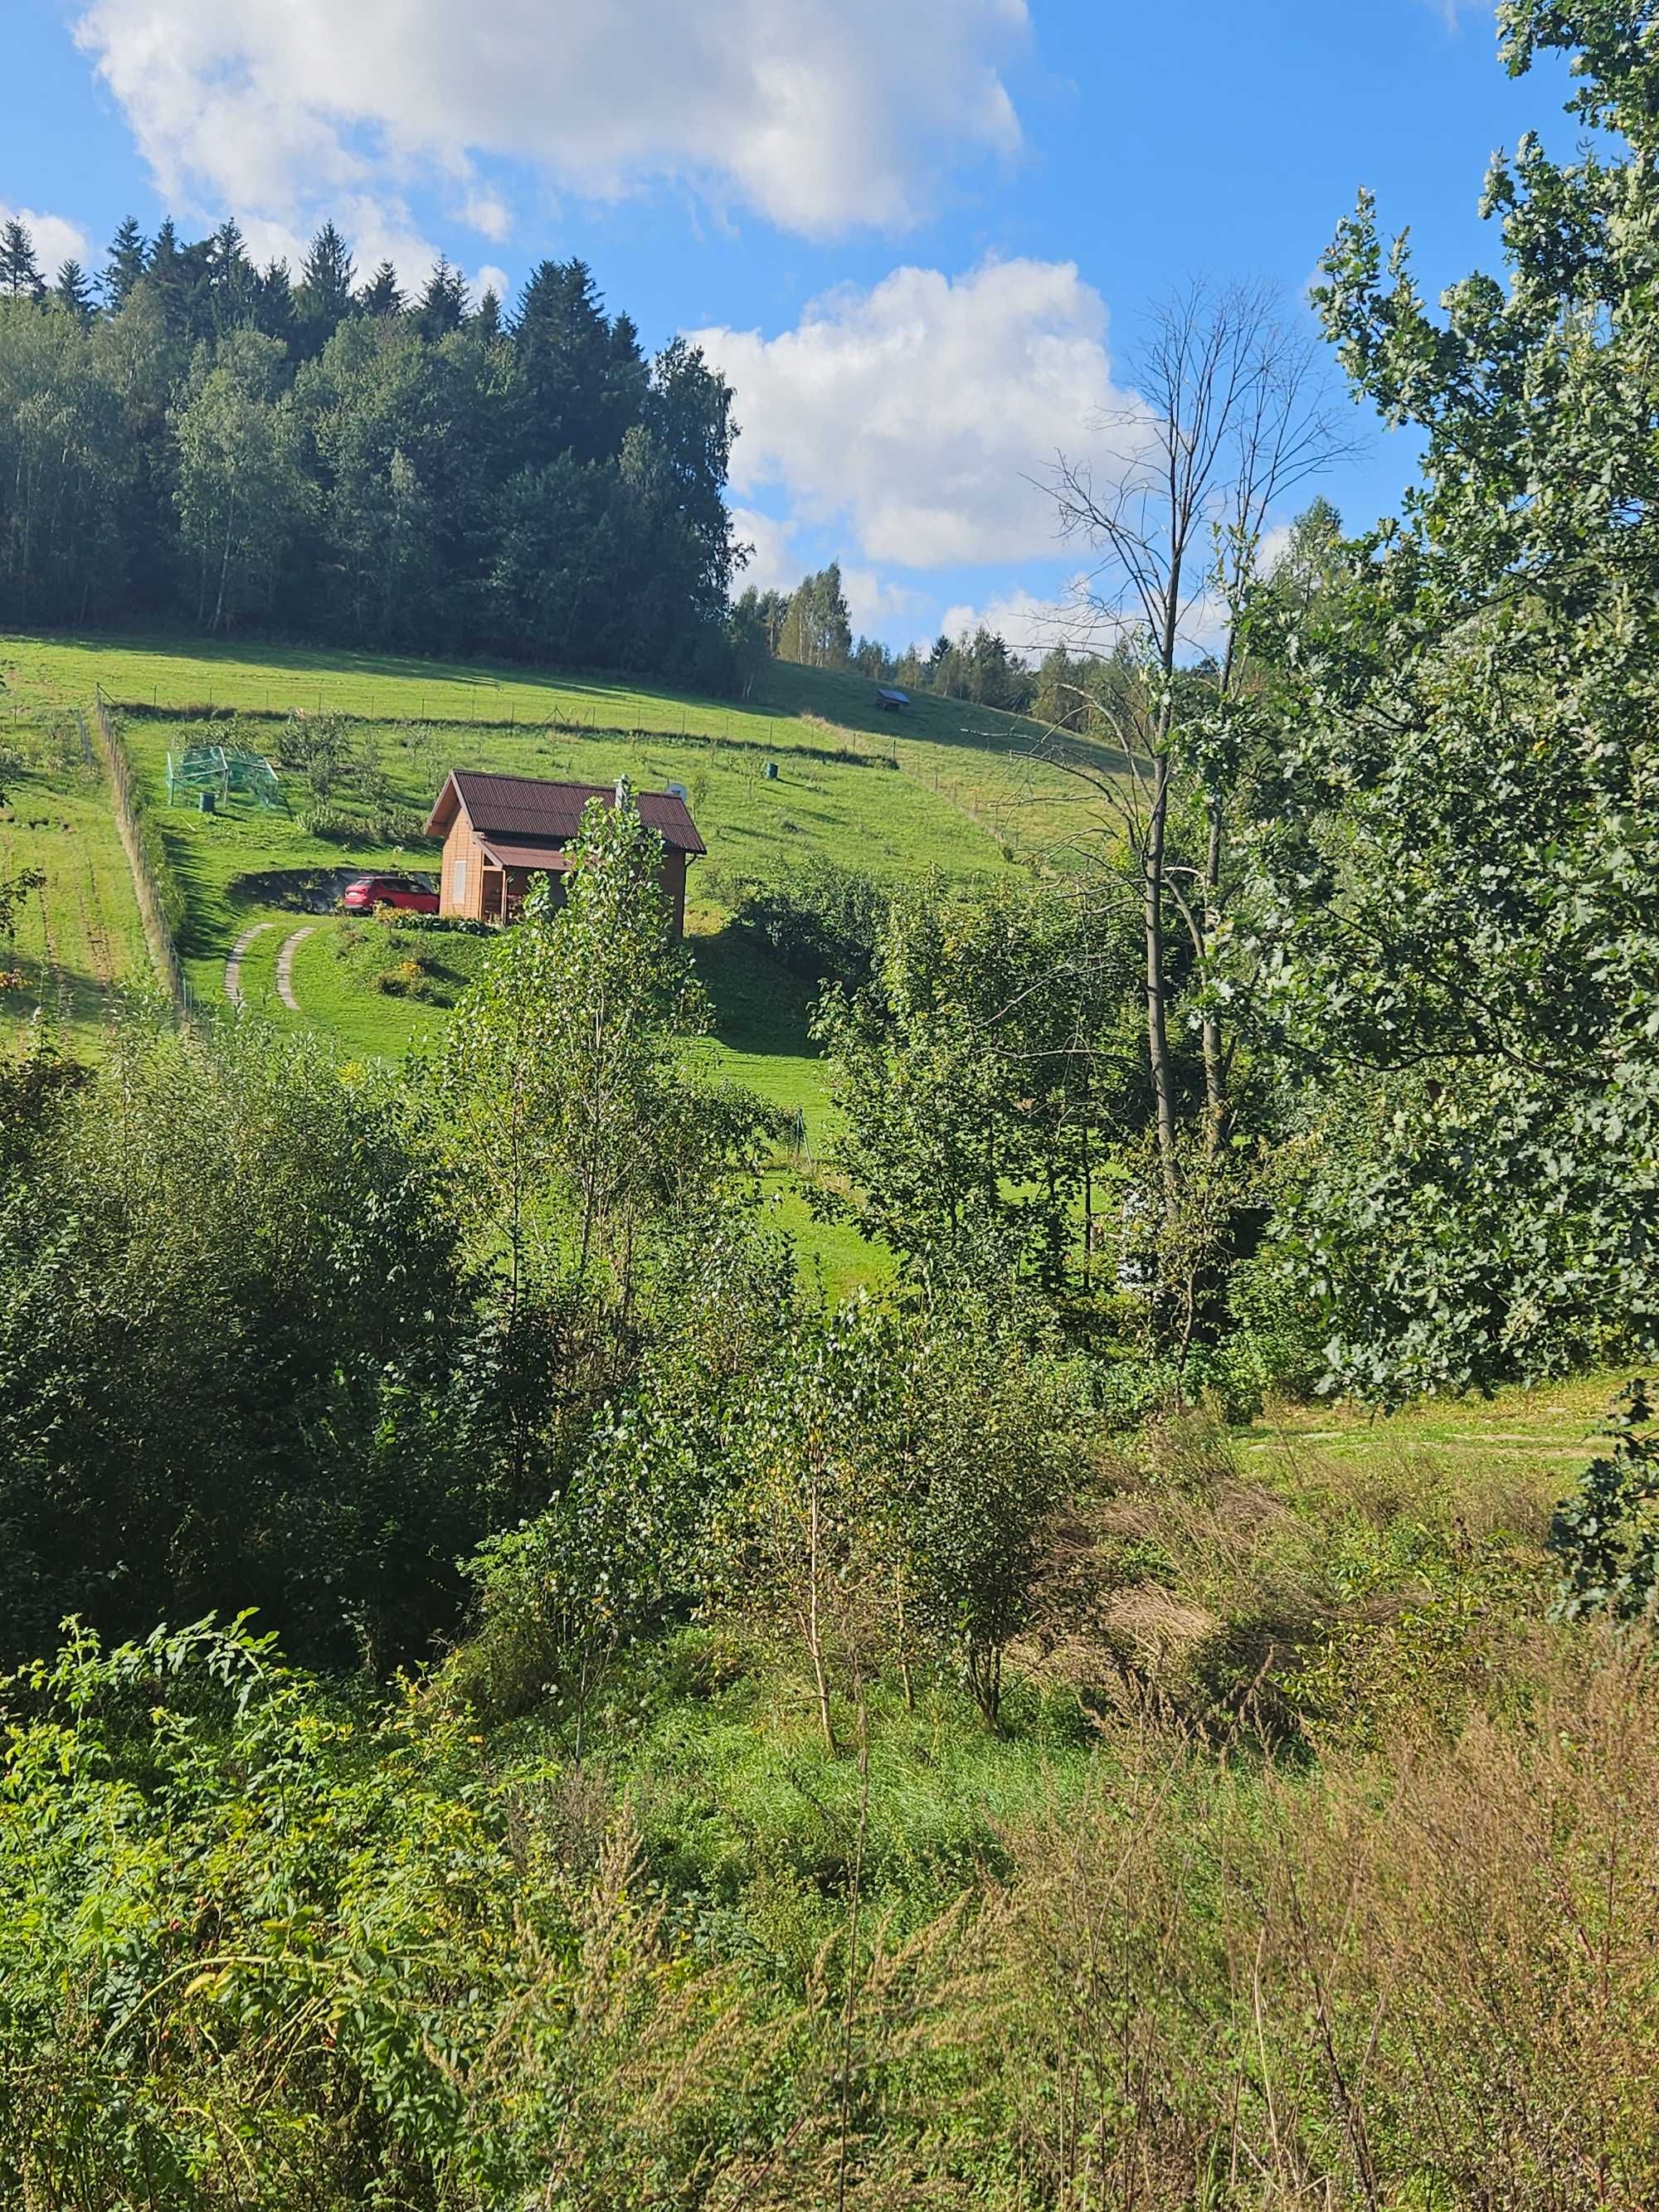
left=171, top=328, right=309, bottom=631
left=779, top=562, right=853, bottom=668
left=1047, top=280, right=1343, bottom=1194
left=1245, top=0, right=1659, bottom=1395
left=441, top=798, right=715, bottom=1295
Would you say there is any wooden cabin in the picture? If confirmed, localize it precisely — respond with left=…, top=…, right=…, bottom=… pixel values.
left=422, top=769, right=705, bottom=931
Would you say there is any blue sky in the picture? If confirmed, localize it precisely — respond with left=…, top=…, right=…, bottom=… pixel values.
left=5, top=0, right=1573, bottom=653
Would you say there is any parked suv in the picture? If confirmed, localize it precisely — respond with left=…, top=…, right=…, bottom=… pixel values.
left=339, top=873, right=439, bottom=916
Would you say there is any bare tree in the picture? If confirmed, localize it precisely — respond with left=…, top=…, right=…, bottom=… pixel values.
left=1044, top=280, right=1347, bottom=1203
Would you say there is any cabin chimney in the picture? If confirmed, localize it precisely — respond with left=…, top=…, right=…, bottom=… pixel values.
left=615, top=774, right=630, bottom=809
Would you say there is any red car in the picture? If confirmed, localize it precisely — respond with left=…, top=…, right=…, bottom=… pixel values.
left=339, top=873, right=439, bottom=916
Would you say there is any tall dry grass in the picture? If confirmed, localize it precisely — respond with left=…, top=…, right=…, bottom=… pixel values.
left=975, top=1631, right=1659, bottom=2210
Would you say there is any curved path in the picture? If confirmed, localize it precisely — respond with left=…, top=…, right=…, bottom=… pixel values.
left=225, top=921, right=273, bottom=1006
left=275, top=926, right=315, bottom=1014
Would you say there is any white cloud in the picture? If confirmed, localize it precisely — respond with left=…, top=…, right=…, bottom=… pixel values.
left=842, top=566, right=929, bottom=639
left=236, top=215, right=309, bottom=273
left=473, top=265, right=511, bottom=307
left=695, top=259, right=1141, bottom=571
left=0, top=204, right=90, bottom=278
left=463, top=189, right=511, bottom=244
left=940, top=582, right=1107, bottom=659
left=729, top=507, right=800, bottom=594
left=66, top=0, right=1028, bottom=241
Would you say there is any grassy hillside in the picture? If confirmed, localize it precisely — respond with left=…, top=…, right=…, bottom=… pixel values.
left=3, top=630, right=1108, bottom=1087
left=0, top=702, right=148, bottom=1052
left=2, top=627, right=1114, bottom=1290
left=3, top=630, right=1125, bottom=862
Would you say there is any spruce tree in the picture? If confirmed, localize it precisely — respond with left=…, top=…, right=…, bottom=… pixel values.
left=415, top=255, right=467, bottom=340
left=0, top=220, right=46, bottom=303
left=254, top=260, right=295, bottom=348
left=471, top=285, right=504, bottom=340
left=206, top=221, right=259, bottom=334
left=51, top=259, right=94, bottom=323
left=294, top=221, right=356, bottom=354
left=102, top=217, right=148, bottom=309
left=512, top=257, right=613, bottom=463
left=358, top=260, right=405, bottom=318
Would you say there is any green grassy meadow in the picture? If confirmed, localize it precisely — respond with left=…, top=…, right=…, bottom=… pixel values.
left=4, top=627, right=1125, bottom=858
left=3, top=627, right=1088, bottom=1288
left=0, top=703, right=149, bottom=1051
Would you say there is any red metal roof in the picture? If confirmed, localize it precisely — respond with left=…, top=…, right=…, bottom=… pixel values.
left=425, top=769, right=705, bottom=854
left=479, top=839, right=576, bottom=873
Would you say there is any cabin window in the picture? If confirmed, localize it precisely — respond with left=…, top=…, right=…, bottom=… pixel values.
left=454, top=850, right=467, bottom=900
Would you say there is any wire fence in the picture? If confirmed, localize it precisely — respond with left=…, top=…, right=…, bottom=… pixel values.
left=91, top=685, right=192, bottom=1021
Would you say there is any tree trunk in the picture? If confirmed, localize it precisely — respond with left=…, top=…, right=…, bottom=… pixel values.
left=1201, top=793, right=1226, bottom=1156
left=1144, top=744, right=1180, bottom=1210
left=805, top=1468, right=837, bottom=1753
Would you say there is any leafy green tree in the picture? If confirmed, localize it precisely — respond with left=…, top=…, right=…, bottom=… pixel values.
left=297, top=316, right=448, bottom=644
left=0, top=1023, right=479, bottom=1666
left=1551, top=1381, right=1659, bottom=1623
left=727, top=585, right=774, bottom=695
left=643, top=336, right=737, bottom=615
left=814, top=877, right=1145, bottom=1292
left=0, top=297, right=128, bottom=623
left=442, top=797, right=719, bottom=1290
left=172, top=328, right=310, bottom=630
left=894, top=1275, right=1083, bottom=1728
left=1248, top=0, right=1659, bottom=1393
left=712, top=1296, right=906, bottom=1749
left=779, top=562, right=854, bottom=668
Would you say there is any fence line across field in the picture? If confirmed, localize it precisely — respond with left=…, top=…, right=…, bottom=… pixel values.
left=92, top=684, right=192, bottom=1021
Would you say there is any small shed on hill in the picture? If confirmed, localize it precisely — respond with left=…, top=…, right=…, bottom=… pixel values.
left=422, top=769, right=705, bottom=931
left=875, top=685, right=912, bottom=712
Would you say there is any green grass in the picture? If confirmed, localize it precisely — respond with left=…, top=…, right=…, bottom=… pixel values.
left=4, top=630, right=1128, bottom=865
left=1238, top=1369, right=1620, bottom=1500
left=1, top=626, right=1129, bottom=1286
left=0, top=712, right=148, bottom=1053
left=105, top=709, right=1015, bottom=1025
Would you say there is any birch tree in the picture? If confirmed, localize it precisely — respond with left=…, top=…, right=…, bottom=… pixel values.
left=1046, top=282, right=1345, bottom=1195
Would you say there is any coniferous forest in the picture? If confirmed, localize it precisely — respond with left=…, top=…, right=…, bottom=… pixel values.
left=0, top=216, right=739, bottom=678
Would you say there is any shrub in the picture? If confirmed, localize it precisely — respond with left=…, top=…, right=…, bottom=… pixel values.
left=731, top=858, right=888, bottom=987
left=1550, top=1378, right=1659, bottom=1622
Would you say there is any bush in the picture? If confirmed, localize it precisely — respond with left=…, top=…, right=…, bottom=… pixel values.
left=0, top=1021, right=489, bottom=1667
left=732, top=858, right=888, bottom=987
left=1550, top=1378, right=1659, bottom=1622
